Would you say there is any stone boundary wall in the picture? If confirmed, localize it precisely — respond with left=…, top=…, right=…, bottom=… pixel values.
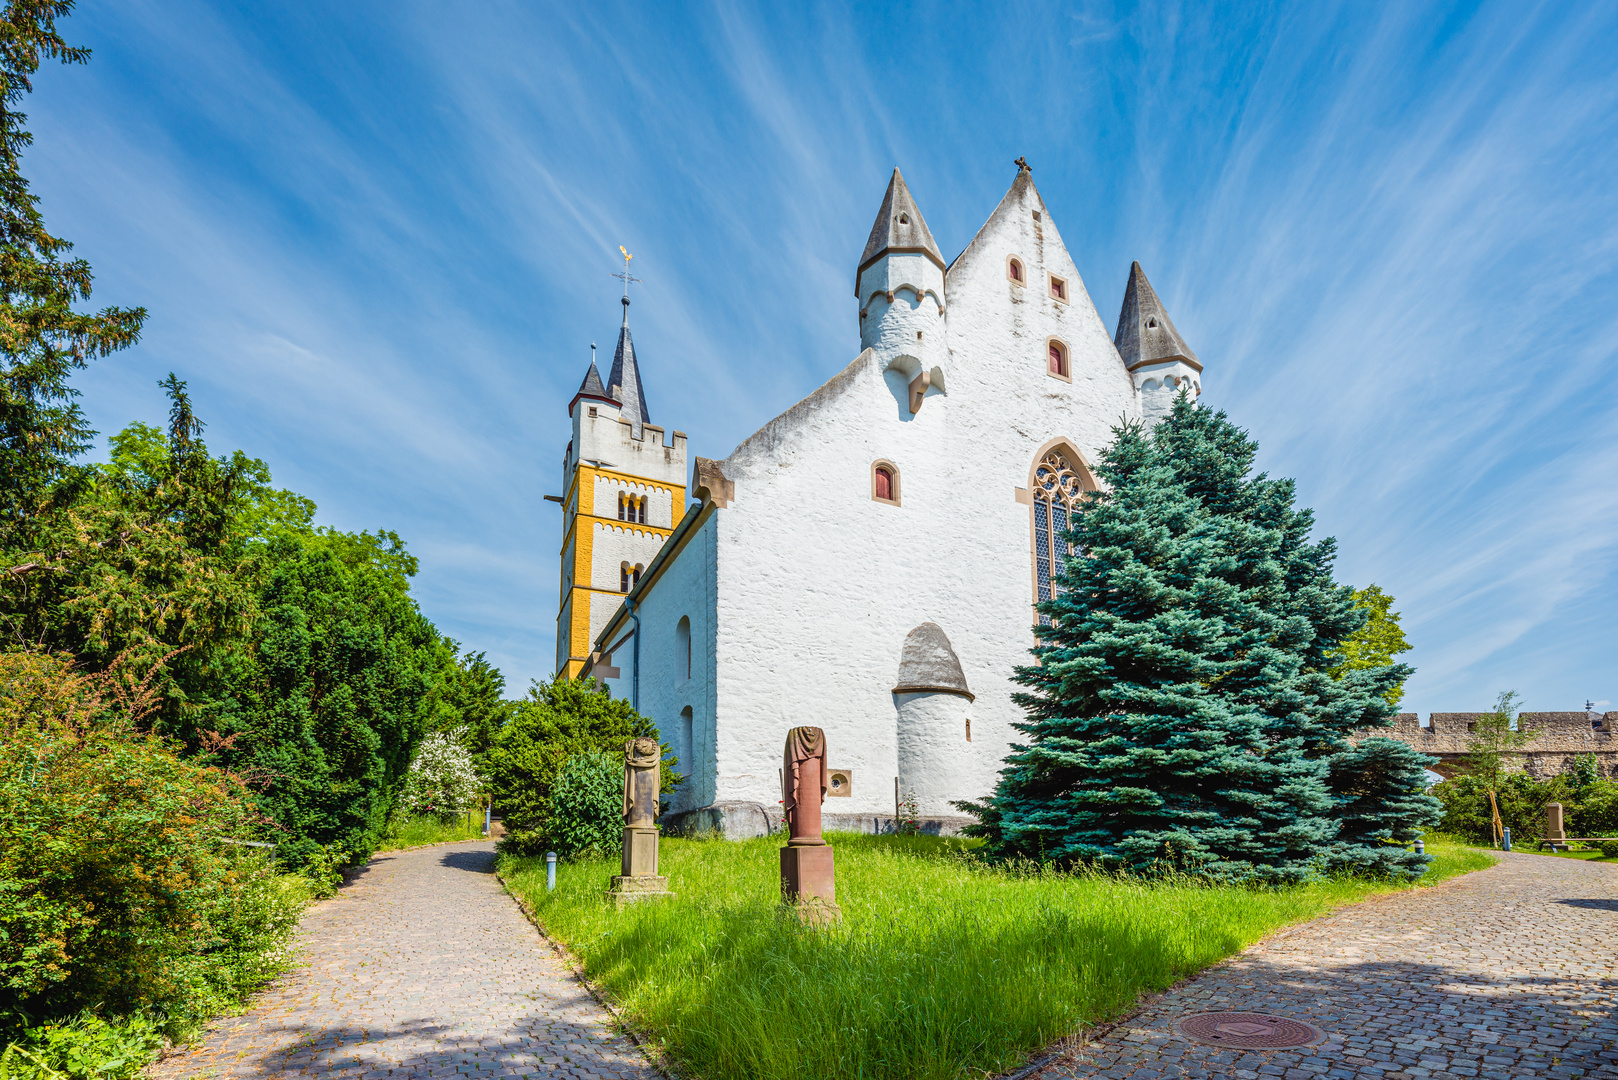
left=1355, top=712, right=1618, bottom=780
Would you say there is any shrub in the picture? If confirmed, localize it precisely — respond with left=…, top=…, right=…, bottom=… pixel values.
left=0, top=653, right=305, bottom=1038
left=0, top=1012, right=164, bottom=1080
left=1600, top=839, right=1618, bottom=859
left=547, top=752, right=623, bottom=861
left=487, top=678, right=676, bottom=856
left=399, top=729, right=482, bottom=817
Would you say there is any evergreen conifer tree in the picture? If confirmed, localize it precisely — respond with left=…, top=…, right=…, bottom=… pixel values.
left=963, top=398, right=1440, bottom=880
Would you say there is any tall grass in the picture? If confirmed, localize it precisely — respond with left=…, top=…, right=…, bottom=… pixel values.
left=500, top=833, right=1491, bottom=1080
left=377, top=812, right=486, bottom=851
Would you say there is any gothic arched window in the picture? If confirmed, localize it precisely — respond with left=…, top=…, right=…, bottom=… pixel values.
left=1032, top=449, right=1085, bottom=624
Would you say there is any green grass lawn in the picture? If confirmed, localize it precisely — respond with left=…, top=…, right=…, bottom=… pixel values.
left=1523, top=847, right=1615, bottom=862
left=377, top=812, right=487, bottom=851
left=498, top=833, right=1492, bottom=1080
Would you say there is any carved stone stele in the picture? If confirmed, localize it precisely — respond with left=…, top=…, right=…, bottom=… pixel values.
left=779, top=726, right=840, bottom=924
left=606, top=736, right=673, bottom=906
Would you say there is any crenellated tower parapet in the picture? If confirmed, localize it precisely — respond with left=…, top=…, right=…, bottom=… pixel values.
left=1353, top=711, right=1617, bottom=779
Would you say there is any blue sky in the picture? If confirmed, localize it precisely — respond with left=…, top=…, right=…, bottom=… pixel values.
left=30, top=1, right=1617, bottom=713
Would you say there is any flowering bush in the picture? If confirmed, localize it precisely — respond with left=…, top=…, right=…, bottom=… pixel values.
left=399, top=730, right=483, bottom=818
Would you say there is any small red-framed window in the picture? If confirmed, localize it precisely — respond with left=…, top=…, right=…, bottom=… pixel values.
left=1008, top=256, right=1025, bottom=284
left=1049, top=275, right=1067, bottom=301
left=1048, top=340, right=1070, bottom=380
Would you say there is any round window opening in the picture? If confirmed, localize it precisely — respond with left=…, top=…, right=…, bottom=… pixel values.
left=830, top=774, right=846, bottom=793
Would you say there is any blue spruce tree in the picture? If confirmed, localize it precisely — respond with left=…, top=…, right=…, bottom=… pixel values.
left=963, top=398, right=1439, bottom=881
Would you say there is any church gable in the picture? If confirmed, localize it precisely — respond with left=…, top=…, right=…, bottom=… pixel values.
left=945, top=167, right=1134, bottom=412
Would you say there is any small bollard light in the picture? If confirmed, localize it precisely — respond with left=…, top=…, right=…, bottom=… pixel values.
left=1502, top=827, right=1512, bottom=852
left=546, top=851, right=558, bottom=892
left=1414, top=838, right=1425, bottom=856
left=484, top=804, right=491, bottom=836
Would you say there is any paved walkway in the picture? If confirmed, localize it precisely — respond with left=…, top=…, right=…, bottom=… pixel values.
left=1040, top=852, right=1617, bottom=1080
left=151, top=841, right=656, bottom=1080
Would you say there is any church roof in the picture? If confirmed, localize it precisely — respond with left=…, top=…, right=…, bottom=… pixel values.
left=606, top=299, right=651, bottom=436
left=1113, top=261, right=1200, bottom=372
left=892, top=622, right=974, bottom=700
left=856, top=167, right=946, bottom=294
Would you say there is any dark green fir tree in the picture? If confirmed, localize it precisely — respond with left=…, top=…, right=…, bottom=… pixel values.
left=962, top=397, right=1440, bottom=881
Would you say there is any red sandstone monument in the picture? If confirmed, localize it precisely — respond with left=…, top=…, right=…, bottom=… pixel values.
left=780, top=726, right=841, bottom=922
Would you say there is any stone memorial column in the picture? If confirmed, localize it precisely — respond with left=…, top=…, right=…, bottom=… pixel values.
left=780, top=726, right=841, bottom=923
left=605, top=736, right=673, bottom=905
left=1545, top=802, right=1567, bottom=850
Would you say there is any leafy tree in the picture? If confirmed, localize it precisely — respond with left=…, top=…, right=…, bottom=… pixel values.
left=1327, top=585, right=1412, bottom=707
left=420, top=642, right=507, bottom=766
left=0, top=1, right=144, bottom=534
left=962, top=399, right=1439, bottom=881
left=1465, top=690, right=1532, bottom=788
left=486, top=677, right=677, bottom=856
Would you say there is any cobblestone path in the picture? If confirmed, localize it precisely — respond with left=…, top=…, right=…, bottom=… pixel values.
left=151, top=842, right=656, bottom=1080
left=1040, top=851, right=1616, bottom=1080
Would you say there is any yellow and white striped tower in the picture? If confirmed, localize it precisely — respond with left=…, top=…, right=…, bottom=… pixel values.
left=554, top=248, right=687, bottom=679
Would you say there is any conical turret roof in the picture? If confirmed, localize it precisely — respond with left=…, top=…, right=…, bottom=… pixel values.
left=1113, top=261, right=1200, bottom=372
left=606, top=298, right=651, bottom=437
left=855, top=168, right=946, bottom=295
left=568, top=355, right=617, bottom=416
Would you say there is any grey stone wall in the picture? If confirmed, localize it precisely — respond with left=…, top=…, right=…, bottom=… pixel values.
left=1356, top=712, right=1618, bottom=779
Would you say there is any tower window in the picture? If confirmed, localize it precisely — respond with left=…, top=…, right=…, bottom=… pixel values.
left=1008, top=257, right=1024, bottom=284
left=871, top=460, right=900, bottom=506
left=1147, top=317, right=1158, bottom=329
left=617, top=493, right=626, bottom=521
left=916, top=331, right=922, bottom=340
left=1049, top=275, right=1067, bottom=302
left=1047, top=339, right=1070, bottom=380
left=898, top=213, right=910, bottom=225
left=620, top=563, right=630, bottom=592
left=588, top=406, right=597, bottom=417
left=637, top=496, right=648, bottom=525
left=632, top=564, right=643, bottom=588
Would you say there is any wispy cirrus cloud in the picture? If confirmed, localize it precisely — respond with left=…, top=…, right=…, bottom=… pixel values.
left=28, top=0, right=1617, bottom=706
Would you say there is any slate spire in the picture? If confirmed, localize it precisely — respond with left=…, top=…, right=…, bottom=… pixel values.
left=606, top=293, right=650, bottom=438
left=1113, top=261, right=1200, bottom=372
left=855, top=167, right=946, bottom=295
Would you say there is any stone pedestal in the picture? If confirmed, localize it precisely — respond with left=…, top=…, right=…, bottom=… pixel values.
left=605, top=873, right=672, bottom=906
left=604, top=739, right=674, bottom=906
left=780, top=844, right=840, bottom=923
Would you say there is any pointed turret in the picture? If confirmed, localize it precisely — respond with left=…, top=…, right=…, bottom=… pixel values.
left=568, top=351, right=616, bottom=416
left=606, top=297, right=651, bottom=439
left=1114, top=262, right=1202, bottom=425
left=1114, top=262, right=1199, bottom=372
left=855, top=168, right=945, bottom=295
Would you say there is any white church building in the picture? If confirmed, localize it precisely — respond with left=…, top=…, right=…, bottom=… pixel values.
left=557, top=162, right=1203, bottom=837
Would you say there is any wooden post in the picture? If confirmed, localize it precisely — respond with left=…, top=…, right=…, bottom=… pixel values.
left=1488, top=789, right=1504, bottom=847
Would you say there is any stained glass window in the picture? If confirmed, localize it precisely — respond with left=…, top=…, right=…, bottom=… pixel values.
left=1032, top=450, right=1085, bottom=624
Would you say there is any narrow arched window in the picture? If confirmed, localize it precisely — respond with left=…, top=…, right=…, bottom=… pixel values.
left=1047, top=341, right=1069, bottom=379
left=872, top=461, right=899, bottom=506
left=620, top=563, right=630, bottom=592
left=638, top=496, right=648, bottom=525
left=617, top=492, right=626, bottom=521
left=1008, top=257, right=1024, bottom=284
left=676, top=616, right=691, bottom=680
left=1032, top=449, right=1085, bottom=624
left=632, top=563, right=643, bottom=588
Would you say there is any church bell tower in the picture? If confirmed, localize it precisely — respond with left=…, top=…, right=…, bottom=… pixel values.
left=555, top=249, right=687, bottom=679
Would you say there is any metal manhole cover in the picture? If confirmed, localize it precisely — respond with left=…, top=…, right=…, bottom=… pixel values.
left=1172, top=1011, right=1326, bottom=1050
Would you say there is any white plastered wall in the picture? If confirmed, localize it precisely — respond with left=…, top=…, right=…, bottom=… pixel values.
left=600, top=173, right=1142, bottom=826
